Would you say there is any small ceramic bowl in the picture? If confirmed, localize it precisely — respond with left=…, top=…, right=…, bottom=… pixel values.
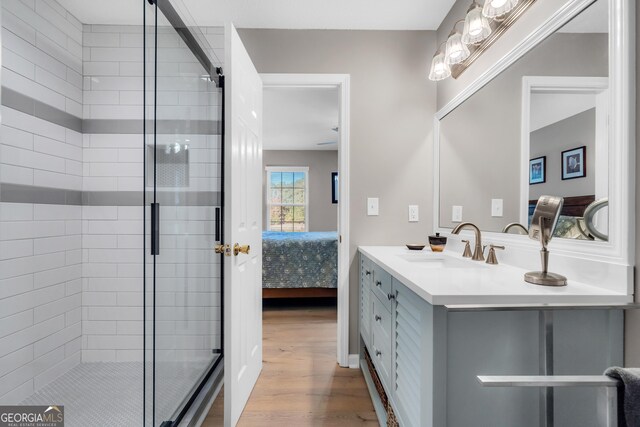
left=406, top=244, right=426, bottom=251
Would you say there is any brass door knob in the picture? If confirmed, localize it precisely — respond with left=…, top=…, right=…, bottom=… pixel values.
left=233, top=243, right=250, bottom=256
left=214, top=244, right=231, bottom=256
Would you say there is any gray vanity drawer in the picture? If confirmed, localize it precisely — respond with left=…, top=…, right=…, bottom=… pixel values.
left=371, top=295, right=392, bottom=390
left=361, top=256, right=373, bottom=286
left=372, top=295, right=392, bottom=344
left=372, top=265, right=393, bottom=310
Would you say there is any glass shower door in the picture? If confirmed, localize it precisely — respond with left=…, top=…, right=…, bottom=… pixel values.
left=144, top=0, right=224, bottom=425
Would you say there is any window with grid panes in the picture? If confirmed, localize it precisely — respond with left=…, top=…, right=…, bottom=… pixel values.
left=266, top=167, right=309, bottom=232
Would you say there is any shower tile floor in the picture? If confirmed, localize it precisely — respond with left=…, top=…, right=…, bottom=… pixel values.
left=21, top=360, right=217, bottom=427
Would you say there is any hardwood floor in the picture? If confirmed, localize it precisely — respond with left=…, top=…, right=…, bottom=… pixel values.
left=202, top=300, right=378, bottom=426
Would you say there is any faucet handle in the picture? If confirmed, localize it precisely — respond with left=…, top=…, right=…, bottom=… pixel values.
left=486, top=244, right=505, bottom=265
left=461, top=240, right=472, bottom=258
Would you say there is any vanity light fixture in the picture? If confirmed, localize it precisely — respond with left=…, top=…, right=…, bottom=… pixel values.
left=428, top=0, right=536, bottom=81
left=482, top=0, right=519, bottom=19
left=428, top=43, right=452, bottom=81
left=462, top=2, right=492, bottom=44
left=445, top=21, right=471, bottom=65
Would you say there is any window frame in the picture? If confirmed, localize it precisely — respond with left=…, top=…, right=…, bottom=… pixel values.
left=265, top=166, right=310, bottom=232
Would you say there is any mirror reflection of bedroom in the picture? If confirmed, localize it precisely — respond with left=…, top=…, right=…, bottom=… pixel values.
left=261, top=85, right=341, bottom=356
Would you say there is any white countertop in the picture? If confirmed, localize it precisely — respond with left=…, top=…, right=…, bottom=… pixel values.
left=358, top=246, right=632, bottom=306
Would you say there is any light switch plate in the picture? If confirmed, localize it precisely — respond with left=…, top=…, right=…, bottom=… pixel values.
left=491, top=199, right=504, bottom=217
left=452, top=205, right=463, bottom=222
left=367, top=198, right=379, bottom=216
left=408, top=205, right=419, bottom=222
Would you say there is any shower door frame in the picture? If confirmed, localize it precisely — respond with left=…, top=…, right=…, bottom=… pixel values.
left=143, top=1, right=225, bottom=425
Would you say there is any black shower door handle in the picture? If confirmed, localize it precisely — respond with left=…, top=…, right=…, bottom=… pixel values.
left=151, top=203, right=160, bottom=255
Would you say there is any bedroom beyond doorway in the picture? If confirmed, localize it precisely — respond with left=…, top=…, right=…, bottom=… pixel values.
left=262, top=85, right=340, bottom=300
left=259, top=73, right=351, bottom=368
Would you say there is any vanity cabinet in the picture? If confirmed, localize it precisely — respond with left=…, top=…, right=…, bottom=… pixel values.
left=360, top=253, right=430, bottom=426
left=359, top=251, right=624, bottom=427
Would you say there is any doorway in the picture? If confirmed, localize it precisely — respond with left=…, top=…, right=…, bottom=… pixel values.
left=261, top=74, right=351, bottom=367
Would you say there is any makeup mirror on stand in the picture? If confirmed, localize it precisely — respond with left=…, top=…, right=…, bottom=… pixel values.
left=525, top=195, right=567, bottom=286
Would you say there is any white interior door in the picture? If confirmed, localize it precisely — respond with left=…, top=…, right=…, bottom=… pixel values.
left=223, top=23, right=263, bottom=427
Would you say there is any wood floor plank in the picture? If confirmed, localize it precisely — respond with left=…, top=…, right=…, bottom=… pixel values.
left=202, top=303, right=377, bottom=426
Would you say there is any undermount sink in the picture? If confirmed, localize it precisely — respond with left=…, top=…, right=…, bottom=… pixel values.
left=397, top=253, right=484, bottom=269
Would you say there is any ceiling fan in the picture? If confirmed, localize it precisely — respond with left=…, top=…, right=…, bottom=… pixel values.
left=316, top=126, right=339, bottom=146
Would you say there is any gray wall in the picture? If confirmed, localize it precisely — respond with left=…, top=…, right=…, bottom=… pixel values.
left=262, top=150, right=338, bottom=232
left=437, top=0, right=640, bottom=366
left=438, top=32, right=607, bottom=232
left=529, top=109, right=595, bottom=201
left=238, top=29, right=437, bottom=354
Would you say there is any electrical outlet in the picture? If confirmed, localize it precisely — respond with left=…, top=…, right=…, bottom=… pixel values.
left=452, top=205, right=463, bottom=222
left=408, top=205, right=419, bottom=222
left=491, top=199, right=504, bottom=217
left=367, top=198, right=379, bottom=216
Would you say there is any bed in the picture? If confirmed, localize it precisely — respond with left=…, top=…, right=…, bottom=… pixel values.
left=262, top=231, right=338, bottom=298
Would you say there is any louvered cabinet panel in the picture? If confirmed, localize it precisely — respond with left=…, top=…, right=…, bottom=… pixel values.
left=393, top=280, right=423, bottom=426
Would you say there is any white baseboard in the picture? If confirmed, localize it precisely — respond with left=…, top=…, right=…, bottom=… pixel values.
left=348, top=354, right=360, bottom=369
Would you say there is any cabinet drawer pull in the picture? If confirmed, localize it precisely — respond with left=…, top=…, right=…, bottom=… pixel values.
left=375, top=314, right=381, bottom=322
left=375, top=281, right=382, bottom=287
left=375, top=349, right=382, bottom=357
left=387, top=293, right=395, bottom=301
left=365, top=270, right=371, bottom=276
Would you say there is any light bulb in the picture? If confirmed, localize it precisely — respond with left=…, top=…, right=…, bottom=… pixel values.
left=445, top=31, right=470, bottom=65
left=428, top=50, right=451, bottom=81
left=463, top=2, right=492, bottom=44
left=482, top=0, right=518, bottom=18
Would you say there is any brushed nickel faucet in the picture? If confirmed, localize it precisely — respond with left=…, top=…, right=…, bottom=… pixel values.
left=502, top=222, right=528, bottom=234
left=452, top=222, right=484, bottom=261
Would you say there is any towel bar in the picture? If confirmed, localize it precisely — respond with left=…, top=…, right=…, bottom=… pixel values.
left=477, top=375, right=621, bottom=387
left=477, top=375, right=621, bottom=427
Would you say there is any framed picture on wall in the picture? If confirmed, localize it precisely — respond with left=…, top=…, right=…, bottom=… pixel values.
left=562, top=146, right=586, bottom=180
left=331, top=172, right=338, bottom=204
left=529, top=156, right=546, bottom=185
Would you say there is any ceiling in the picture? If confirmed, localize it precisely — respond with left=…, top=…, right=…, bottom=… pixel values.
left=530, top=92, right=597, bottom=132
left=57, top=0, right=456, bottom=30
left=263, top=87, right=339, bottom=151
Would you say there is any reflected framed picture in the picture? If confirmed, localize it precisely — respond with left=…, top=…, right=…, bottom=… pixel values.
left=331, top=172, right=338, bottom=204
left=562, top=146, right=586, bottom=180
left=529, top=156, right=546, bottom=185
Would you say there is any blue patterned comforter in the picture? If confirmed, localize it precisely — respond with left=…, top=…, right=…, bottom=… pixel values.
left=262, top=231, right=338, bottom=289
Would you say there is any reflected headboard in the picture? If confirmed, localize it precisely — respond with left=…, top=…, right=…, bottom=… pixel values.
left=528, top=195, right=596, bottom=218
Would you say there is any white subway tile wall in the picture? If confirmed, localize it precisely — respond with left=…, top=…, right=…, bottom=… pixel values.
left=0, top=0, right=224, bottom=406
left=0, top=0, right=83, bottom=404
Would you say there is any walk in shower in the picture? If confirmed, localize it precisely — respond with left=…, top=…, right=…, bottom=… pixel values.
left=0, top=0, right=224, bottom=425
